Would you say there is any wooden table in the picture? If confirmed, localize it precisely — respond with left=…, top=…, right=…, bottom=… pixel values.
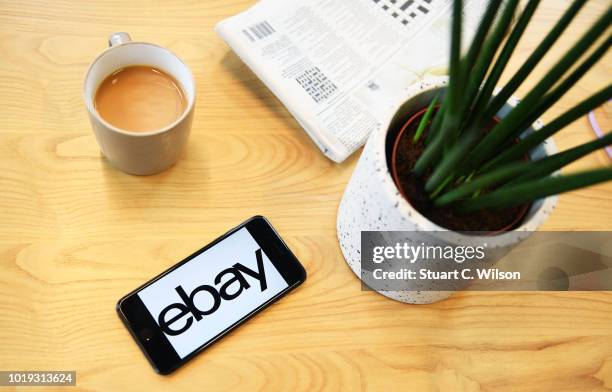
left=1, top=1, right=611, bottom=391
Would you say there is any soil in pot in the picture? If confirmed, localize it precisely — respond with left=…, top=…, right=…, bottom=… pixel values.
left=390, top=107, right=530, bottom=233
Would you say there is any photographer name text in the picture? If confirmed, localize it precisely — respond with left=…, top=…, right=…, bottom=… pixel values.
left=372, top=268, right=520, bottom=280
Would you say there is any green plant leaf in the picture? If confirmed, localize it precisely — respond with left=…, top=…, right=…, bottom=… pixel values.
left=413, top=93, right=439, bottom=144
left=423, top=0, right=521, bottom=191
left=460, top=0, right=520, bottom=123
left=506, top=32, right=612, bottom=141
left=456, top=168, right=612, bottom=213
left=481, top=84, right=612, bottom=171
left=413, top=0, right=462, bottom=175
left=464, top=8, right=612, bottom=172
left=482, top=0, right=588, bottom=122
left=425, top=0, right=536, bottom=192
left=504, top=132, right=612, bottom=186
left=425, top=98, right=447, bottom=145
left=467, top=0, right=541, bottom=127
left=448, top=0, right=463, bottom=103
left=462, top=0, right=503, bottom=75
left=430, top=173, right=455, bottom=198
left=434, top=162, right=529, bottom=206
left=425, top=126, right=480, bottom=191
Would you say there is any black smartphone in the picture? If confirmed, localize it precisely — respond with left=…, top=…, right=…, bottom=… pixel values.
left=116, top=216, right=306, bottom=374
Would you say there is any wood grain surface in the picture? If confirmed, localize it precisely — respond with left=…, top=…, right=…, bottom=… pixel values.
left=1, top=1, right=611, bottom=391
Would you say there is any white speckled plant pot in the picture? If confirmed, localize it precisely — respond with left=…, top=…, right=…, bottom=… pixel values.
left=337, top=77, right=559, bottom=304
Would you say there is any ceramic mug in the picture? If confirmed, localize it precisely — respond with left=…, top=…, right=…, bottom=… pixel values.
left=83, top=32, right=196, bottom=175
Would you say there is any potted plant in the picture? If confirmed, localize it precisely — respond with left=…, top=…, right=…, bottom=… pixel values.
left=337, top=0, right=612, bottom=304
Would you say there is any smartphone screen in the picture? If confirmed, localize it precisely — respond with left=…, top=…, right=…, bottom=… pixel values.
left=117, top=216, right=306, bottom=374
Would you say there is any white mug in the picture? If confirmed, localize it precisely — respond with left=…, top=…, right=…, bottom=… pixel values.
left=84, top=33, right=195, bottom=175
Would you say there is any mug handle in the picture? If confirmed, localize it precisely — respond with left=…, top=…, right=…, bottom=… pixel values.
left=108, top=32, right=132, bottom=47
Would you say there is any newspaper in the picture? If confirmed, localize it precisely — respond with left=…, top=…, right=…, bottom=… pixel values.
left=216, top=0, right=488, bottom=162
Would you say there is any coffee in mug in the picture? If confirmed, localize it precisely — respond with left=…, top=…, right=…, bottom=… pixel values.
left=94, top=65, right=187, bottom=133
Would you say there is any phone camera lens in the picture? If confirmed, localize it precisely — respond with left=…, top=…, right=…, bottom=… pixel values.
left=140, top=328, right=154, bottom=341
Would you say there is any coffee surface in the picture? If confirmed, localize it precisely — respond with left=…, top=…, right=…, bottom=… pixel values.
left=95, top=66, right=186, bottom=133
